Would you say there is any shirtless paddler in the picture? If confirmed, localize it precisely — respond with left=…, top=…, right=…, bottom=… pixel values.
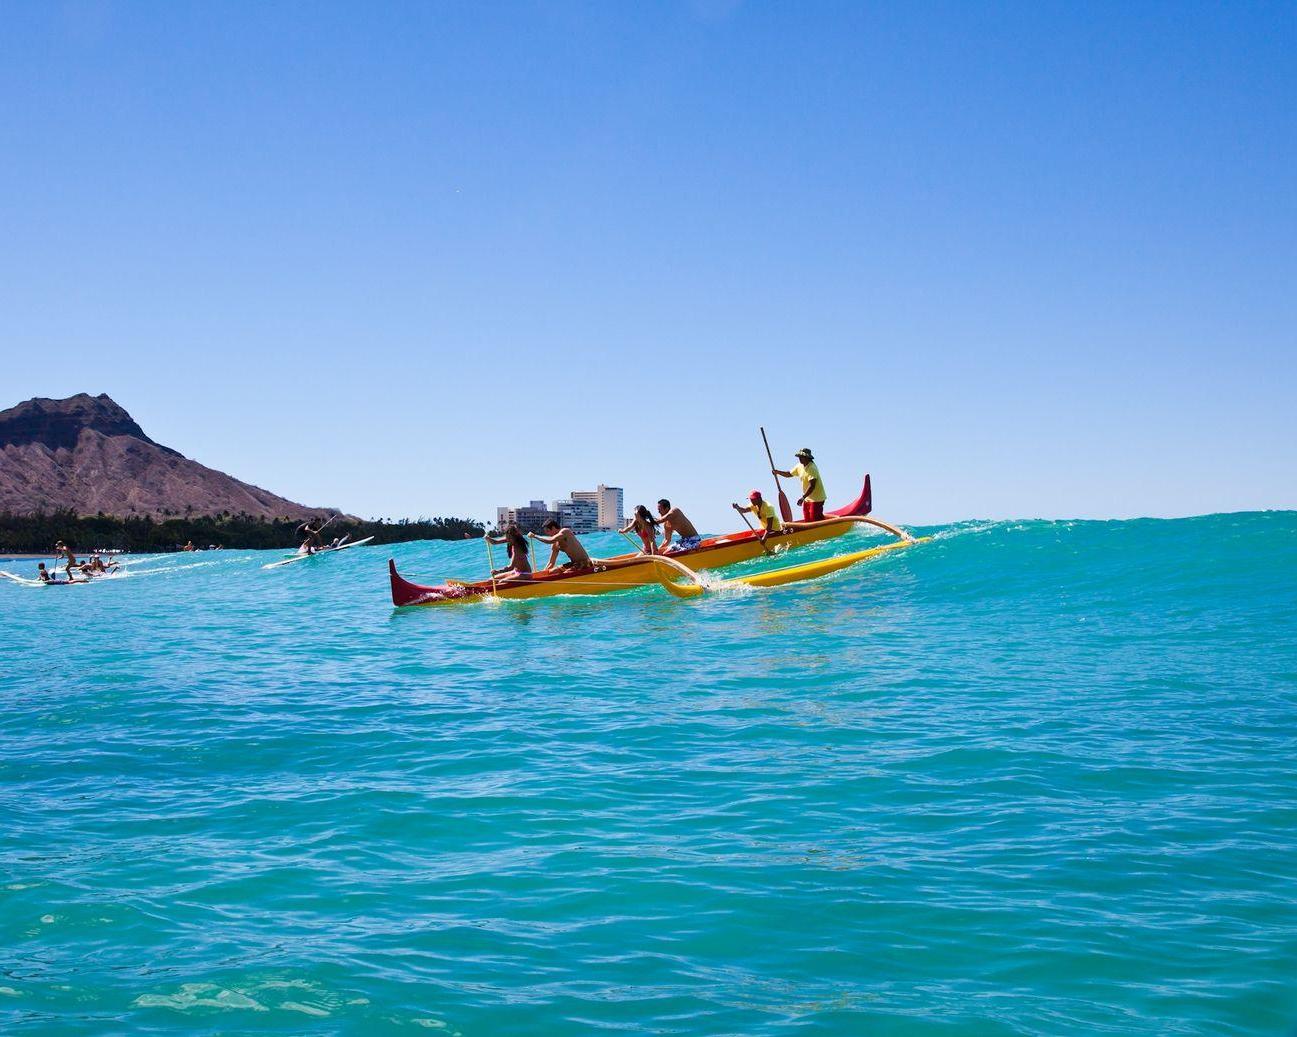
left=528, top=519, right=593, bottom=572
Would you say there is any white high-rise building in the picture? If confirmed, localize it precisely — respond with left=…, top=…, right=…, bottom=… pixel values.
left=571, top=484, right=624, bottom=532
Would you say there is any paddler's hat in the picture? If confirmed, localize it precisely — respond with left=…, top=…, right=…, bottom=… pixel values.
left=748, top=490, right=763, bottom=502
left=794, top=447, right=814, bottom=459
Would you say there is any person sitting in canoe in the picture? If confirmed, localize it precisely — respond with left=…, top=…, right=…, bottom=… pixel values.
left=733, top=490, right=782, bottom=542
left=654, top=499, right=702, bottom=553
left=484, top=523, right=533, bottom=581
left=529, top=519, right=593, bottom=572
left=772, top=447, right=827, bottom=522
left=620, top=506, right=659, bottom=555
left=296, top=520, right=325, bottom=554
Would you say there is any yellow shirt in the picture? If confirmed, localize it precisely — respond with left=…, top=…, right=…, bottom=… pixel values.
left=751, top=499, right=782, bottom=531
left=790, top=461, right=827, bottom=502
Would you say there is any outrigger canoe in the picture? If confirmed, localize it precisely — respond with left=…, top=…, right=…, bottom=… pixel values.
left=389, top=475, right=922, bottom=607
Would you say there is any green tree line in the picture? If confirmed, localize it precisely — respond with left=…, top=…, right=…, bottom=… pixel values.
left=0, top=510, right=485, bottom=554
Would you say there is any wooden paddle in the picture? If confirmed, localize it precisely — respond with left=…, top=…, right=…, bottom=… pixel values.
left=484, top=535, right=499, bottom=596
left=733, top=505, right=775, bottom=556
left=618, top=529, right=649, bottom=555
left=760, top=426, right=794, bottom=522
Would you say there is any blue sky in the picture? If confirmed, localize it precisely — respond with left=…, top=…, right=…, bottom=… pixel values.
left=2, top=1, right=1293, bottom=527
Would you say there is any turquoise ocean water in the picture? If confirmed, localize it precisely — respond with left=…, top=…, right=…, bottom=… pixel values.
left=2, top=512, right=1295, bottom=1035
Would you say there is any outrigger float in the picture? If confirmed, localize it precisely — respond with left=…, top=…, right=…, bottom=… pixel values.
left=388, top=475, right=929, bottom=607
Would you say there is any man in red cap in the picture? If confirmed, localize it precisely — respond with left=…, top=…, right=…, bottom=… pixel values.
left=732, top=490, right=782, bottom=542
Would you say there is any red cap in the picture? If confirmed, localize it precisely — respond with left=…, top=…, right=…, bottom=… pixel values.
left=748, top=490, right=762, bottom=502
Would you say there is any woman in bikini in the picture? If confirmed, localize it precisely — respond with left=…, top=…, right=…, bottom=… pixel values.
left=620, top=505, right=659, bottom=555
left=484, top=523, right=534, bottom=582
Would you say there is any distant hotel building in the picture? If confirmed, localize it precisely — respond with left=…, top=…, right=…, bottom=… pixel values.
left=553, top=497, right=599, bottom=534
left=571, top=484, right=624, bottom=531
left=496, top=484, right=624, bottom=534
left=495, top=500, right=556, bottom=533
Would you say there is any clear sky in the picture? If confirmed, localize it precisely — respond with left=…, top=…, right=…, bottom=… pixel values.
left=2, top=1, right=1293, bottom=528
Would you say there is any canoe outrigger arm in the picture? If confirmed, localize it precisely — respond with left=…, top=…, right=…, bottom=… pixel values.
left=781, top=514, right=915, bottom=542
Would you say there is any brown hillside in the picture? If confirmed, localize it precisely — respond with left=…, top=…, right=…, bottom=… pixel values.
left=0, top=393, right=340, bottom=520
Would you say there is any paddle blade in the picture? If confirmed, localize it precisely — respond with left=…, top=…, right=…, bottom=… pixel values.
left=777, top=490, right=793, bottom=522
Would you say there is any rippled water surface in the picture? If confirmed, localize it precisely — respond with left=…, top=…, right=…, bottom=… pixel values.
left=3, top=513, right=1295, bottom=1034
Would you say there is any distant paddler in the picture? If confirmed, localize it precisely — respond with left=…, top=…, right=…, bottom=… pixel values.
left=732, top=490, right=782, bottom=542
left=654, top=499, right=701, bottom=554
left=38, top=561, right=83, bottom=584
left=484, top=523, right=534, bottom=582
left=529, top=519, right=593, bottom=572
left=53, top=540, right=78, bottom=578
left=296, top=516, right=332, bottom=555
left=772, top=447, right=827, bottom=522
left=88, top=554, right=118, bottom=574
left=620, top=506, right=660, bottom=555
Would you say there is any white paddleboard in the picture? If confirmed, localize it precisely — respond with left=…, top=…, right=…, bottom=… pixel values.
left=262, top=536, right=376, bottom=569
left=0, top=570, right=87, bottom=587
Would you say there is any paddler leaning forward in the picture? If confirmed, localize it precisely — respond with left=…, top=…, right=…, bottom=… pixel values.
left=732, top=490, right=782, bottom=543
left=528, top=518, right=592, bottom=572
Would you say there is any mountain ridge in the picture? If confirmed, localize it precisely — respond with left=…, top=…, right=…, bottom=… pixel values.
left=0, top=393, right=341, bottom=520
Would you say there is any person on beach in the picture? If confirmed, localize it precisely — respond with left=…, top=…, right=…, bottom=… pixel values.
left=733, top=490, right=782, bottom=542
left=772, top=447, right=827, bottom=521
left=484, top=523, right=534, bottom=581
left=654, top=499, right=701, bottom=553
left=529, top=519, right=592, bottom=572
left=621, top=505, right=659, bottom=555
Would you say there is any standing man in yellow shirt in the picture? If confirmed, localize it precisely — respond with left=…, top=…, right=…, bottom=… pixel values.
left=732, top=490, right=782, bottom=543
left=773, top=447, right=828, bottom=521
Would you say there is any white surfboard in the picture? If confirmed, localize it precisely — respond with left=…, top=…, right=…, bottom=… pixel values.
left=0, top=570, right=87, bottom=587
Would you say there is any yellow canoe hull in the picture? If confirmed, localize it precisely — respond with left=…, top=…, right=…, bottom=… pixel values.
left=394, top=518, right=862, bottom=605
